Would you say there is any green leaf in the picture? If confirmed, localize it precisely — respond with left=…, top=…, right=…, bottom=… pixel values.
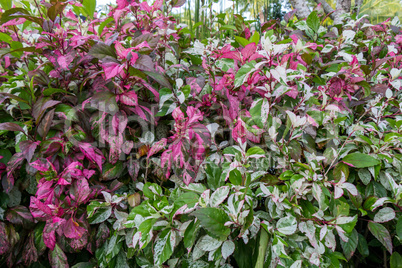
left=234, top=36, right=250, bottom=47
left=102, top=162, right=124, bottom=181
left=0, top=33, right=12, bottom=44
left=396, top=216, right=402, bottom=239
left=368, top=221, right=393, bottom=254
left=82, top=0, right=96, bottom=19
left=89, top=43, right=116, bottom=59
left=358, top=169, right=371, bottom=185
left=276, top=215, right=297, bottom=235
left=88, top=206, right=112, bottom=224
left=234, top=61, right=255, bottom=87
left=390, top=252, right=402, bottom=268
left=143, top=183, right=163, bottom=200
left=154, top=229, right=174, bottom=265
left=246, top=147, right=265, bottom=157
left=0, top=0, right=12, bottom=10
left=205, top=162, right=223, bottom=191
left=342, top=153, right=380, bottom=168
left=219, top=25, right=237, bottom=31
left=249, top=31, right=260, bottom=45
left=357, top=233, right=369, bottom=257
left=43, top=88, right=68, bottom=96
left=71, top=262, right=96, bottom=268
left=184, top=220, right=199, bottom=249
left=191, top=208, right=231, bottom=241
left=306, top=11, right=320, bottom=32
left=229, top=169, right=242, bottom=186
left=47, top=2, right=67, bottom=21
left=340, top=229, right=358, bottom=260
left=49, top=244, right=68, bottom=268
left=98, top=17, right=114, bottom=37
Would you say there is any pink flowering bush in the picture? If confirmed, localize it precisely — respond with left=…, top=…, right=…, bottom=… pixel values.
left=0, top=1, right=402, bottom=267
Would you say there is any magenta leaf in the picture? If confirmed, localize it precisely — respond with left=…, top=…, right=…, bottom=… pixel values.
left=63, top=218, right=87, bottom=239
left=79, top=143, right=105, bottom=171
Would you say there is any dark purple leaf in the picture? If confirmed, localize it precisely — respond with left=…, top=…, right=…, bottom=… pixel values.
left=284, top=9, right=297, bottom=22
left=173, top=0, right=186, bottom=7
left=32, top=98, right=60, bottom=123
left=0, top=122, right=25, bottom=133
left=6, top=205, right=34, bottom=227
left=5, top=153, right=25, bottom=192
left=133, top=54, right=154, bottom=71
left=143, top=71, right=172, bottom=90
left=0, top=92, right=29, bottom=104
left=37, top=108, right=55, bottom=138
left=47, top=2, right=67, bottom=22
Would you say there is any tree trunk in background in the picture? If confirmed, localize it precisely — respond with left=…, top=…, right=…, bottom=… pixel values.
left=288, top=0, right=311, bottom=19
left=289, top=0, right=363, bottom=24
left=333, top=0, right=351, bottom=24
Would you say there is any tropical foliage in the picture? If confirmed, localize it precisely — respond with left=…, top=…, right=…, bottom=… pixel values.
left=0, top=0, right=402, bottom=267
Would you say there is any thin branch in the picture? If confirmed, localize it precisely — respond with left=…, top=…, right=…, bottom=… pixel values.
left=315, top=0, right=335, bottom=16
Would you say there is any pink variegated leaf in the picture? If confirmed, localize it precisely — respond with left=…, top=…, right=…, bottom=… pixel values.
left=111, top=111, right=128, bottom=135
left=186, top=106, right=203, bottom=125
left=43, top=218, right=65, bottom=250
left=133, top=41, right=150, bottom=51
left=19, top=140, right=39, bottom=163
left=172, top=107, right=185, bottom=122
left=108, top=134, right=124, bottom=164
left=57, top=52, right=75, bottom=70
left=36, top=180, right=54, bottom=200
left=115, top=42, right=129, bottom=59
left=183, top=171, right=193, bottom=186
left=29, top=197, right=52, bottom=220
left=70, top=178, right=91, bottom=204
left=140, top=1, right=152, bottom=12
left=122, top=140, right=134, bottom=154
left=83, top=169, right=96, bottom=179
left=241, top=43, right=257, bottom=61
left=147, top=138, right=167, bottom=158
left=102, top=62, right=124, bottom=80
left=221, top=51, right=242, bottom=61
left=119, top=91, right=138, bottom=106
left=2, top=18, right=26, bottom=26
left=153, top=0, right=163, bottom=10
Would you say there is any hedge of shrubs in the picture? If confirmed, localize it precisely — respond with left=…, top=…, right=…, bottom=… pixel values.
left=0, top=0, right=402, bottom=267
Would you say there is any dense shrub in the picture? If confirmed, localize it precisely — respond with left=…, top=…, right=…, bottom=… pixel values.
left=0, top=1, right=402, bottom=267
